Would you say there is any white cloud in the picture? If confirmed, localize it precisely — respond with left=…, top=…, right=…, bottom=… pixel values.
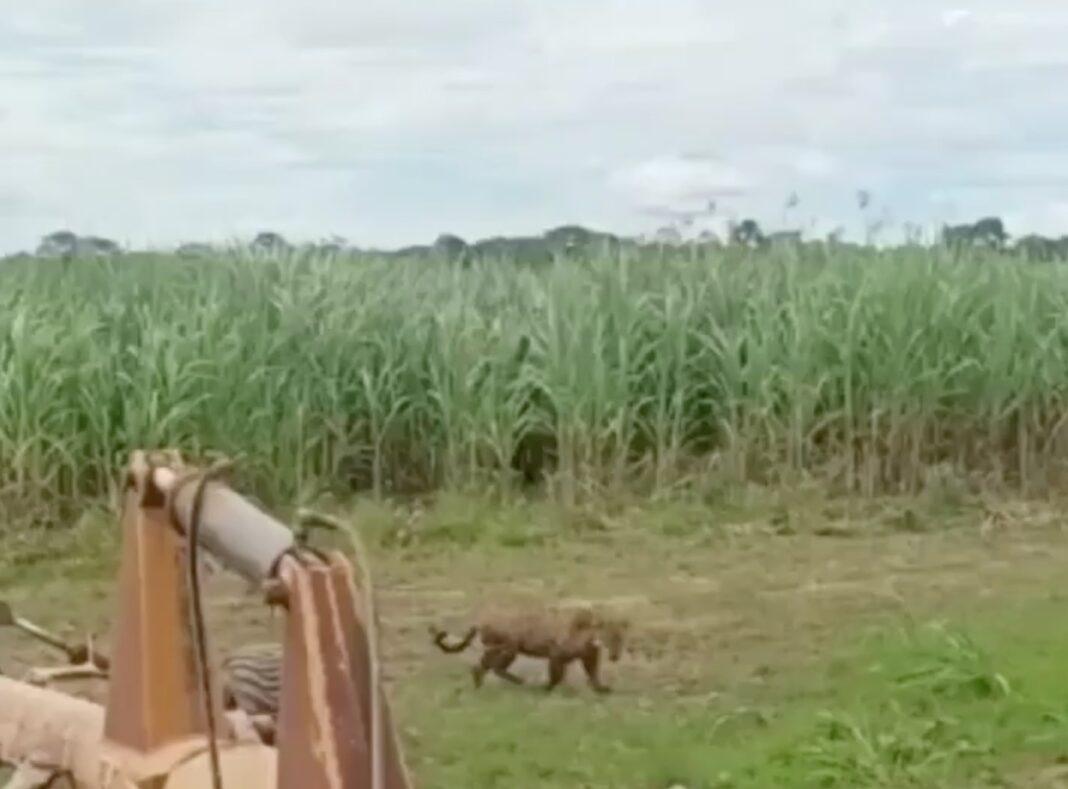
left=612, top=155, right=751, bottom=215
left=794, top=151, right=837, bottom=179
left=941, top=8, right=972, bottom=28
left=3, top=1, right=1068, bottom=251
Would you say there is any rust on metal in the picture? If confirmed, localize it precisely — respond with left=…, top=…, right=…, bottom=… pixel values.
left=262, top=579, right=290, bottom=609
left=100, top=453, right=223, bottom=782
left=0, top=450, right=414, bottom=788
left=275, top=555, right=371, bottom=789
left=327, top=553, right=410, bottom=789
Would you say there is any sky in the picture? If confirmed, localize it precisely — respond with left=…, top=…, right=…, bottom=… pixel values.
left=3, top=1, right=1068, bottom=252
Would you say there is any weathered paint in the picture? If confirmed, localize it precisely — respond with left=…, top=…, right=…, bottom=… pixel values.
left=100, top=457, right=222, bottom=784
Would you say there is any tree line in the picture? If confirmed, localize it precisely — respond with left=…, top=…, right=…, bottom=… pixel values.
left=13, top=217, right=1068, bottom=263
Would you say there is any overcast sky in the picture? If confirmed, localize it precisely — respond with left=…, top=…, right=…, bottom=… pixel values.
left=3, top=1, right=1068, bottom=252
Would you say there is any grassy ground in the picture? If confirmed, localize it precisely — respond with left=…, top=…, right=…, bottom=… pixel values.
left=3, top=486, right=1068, bottom=787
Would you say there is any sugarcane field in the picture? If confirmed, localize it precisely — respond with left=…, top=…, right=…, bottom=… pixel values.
left=6, top=3, right=1068, bottom=788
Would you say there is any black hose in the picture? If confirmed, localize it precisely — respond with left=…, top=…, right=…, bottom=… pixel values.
left=186, top=461, right=233, bottom=789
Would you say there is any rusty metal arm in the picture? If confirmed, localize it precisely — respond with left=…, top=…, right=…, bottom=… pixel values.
left=0, top=451, right=411, bottom=789
left=148, top=463, right=295, bottom=586
left=137, top=452, right=412, bottom=787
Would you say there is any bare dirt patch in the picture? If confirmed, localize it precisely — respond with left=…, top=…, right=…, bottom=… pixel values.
left=10, top=513, right=1065, bottom=692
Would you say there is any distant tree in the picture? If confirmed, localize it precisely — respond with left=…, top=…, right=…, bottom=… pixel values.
left=36, top=230, right=79, bottom=257
left=971, top=216, right=1008, bottom=249
left=543, top=225, right=621, bottom=258
left=35, top=230, right=120, bottom=258
left=471, top=236, right=509, bottom=259
left=472, top=236, right=552, bottom=265
left=250, top=231, right=290, bottom=253
left=942, top=217, right=1008, bottom=251
left=544, top=225, right=592, bottom=249
left=310, top=235, right=347, bottom=255
left=941, top=223, right=971, bottom=248
left=1014, top=234, right=1064, bottom=262
left=766, top=230, right=802, bottom=247
left=653, top=226, right=683, bottom=245
left=696, top=229, right=722, bottom=246
left=432, top=233, right=468, bottom=263
left=81, top=236, right=121, bottom=256
left=729, top=218, right=764, bottom=248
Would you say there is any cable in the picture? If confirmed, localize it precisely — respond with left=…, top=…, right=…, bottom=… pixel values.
left=185, top=460, right=234, bottom=789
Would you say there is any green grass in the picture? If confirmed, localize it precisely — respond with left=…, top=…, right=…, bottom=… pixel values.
left=3, top=488, right=1068, bottom=788
left=7, top=244, right=1068, bottom=529
left=400, top=603, right=1068, bottom=788
left=7, top=238, right=1068, bottom=785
